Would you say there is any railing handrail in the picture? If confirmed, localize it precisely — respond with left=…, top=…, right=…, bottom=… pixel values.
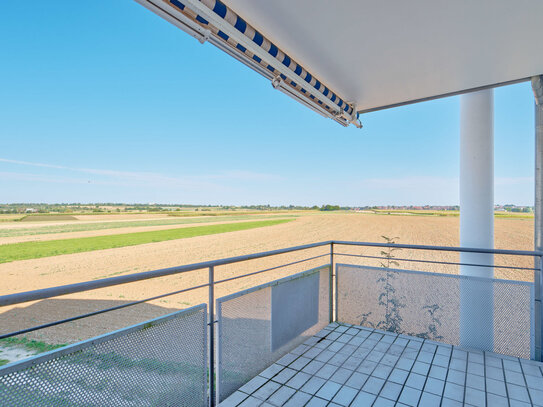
left=1, top=240, right=541, bottom=307
left=0, top=241, right=331, bottom=307
left=334, top=240, right=543, bottom=256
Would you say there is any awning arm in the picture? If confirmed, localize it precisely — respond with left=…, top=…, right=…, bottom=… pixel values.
left=135, top=0, right=362, bottom=128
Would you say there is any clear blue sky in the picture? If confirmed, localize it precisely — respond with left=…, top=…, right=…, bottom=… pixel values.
left=0, top=1, right=535, bottom=206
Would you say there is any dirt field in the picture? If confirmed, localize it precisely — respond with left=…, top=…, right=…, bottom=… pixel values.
left=0, top=213, right=534, bottom=344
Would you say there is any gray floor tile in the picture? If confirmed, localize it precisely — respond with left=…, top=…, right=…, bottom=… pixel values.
left=380, top=353, right=399, bottom=366
left=302, top=347, right=321, bottom=359
left=398, top=386, right=422, bottom=406
left=291, top=344, right=308, bottom=355
left=424, top=377, right=445, bottom=396
left=467, top=352, right=484, bottom=364
left=506, top=382, right=531, bottom=403
left=260, top=364, right=283, bottom=379
left=315, top=381, right=342, bottom=401
left=253, top=381, right=281, bottom=401
left=418, top=391, right=441, bottom=407
left=300, top=376, right=326, bottom=396
left=441, top=398, right=462, bottom=407
left=315, top=363, right=337, bottom=380
left=315, top=350, right=335, bottom=363
left=412, top=361, right=430, bottom=376
left=239, top=376, right=268, bottom=394
left=466, top=362, right=484, bottom=377
left=362, top=376, right=385, bottom=395
left=486, top=377, right=507, bottom=397
left=350, top=390, right=377, bottom=406
left=372, top=364, right=392, bottom=379
left=330, top=367, right=354, bottom=384
left=432, top=354, right=450, bottom=367
left=485, top=356, right=502, bottom=368
left=406, top=372, right=426, bottom=390
left=388, top=368, right=409, bottom=385
left=357, top=360, right=377, bottom=375
left=486, top=393, right=509, bottom=407
left=268, top=386, right=296, bottom=406
left=282, top=392, right=311, bottom=407
left=219, top=391, right=248, bottom=407
left=525, top=373, right=543, bottom=389
left=417, top=351, right=434, bottom=364
left=443, top=381, right=464, bottom=402
left=288, top=356, right=311, bottom=371
left=396, top=357, right=415, bottom=371
left=448, top=358, right=466, bottom=372
left=379, top=381, right=402, bottom=401
left=345, top=371, right=369, bottom=389
left=446, top=368, right=465, bottom=386
left=276, top=353, right=297, bottom=367
left=285, top=371, right=311, bottom=390
left=505, top=369, right=526, bottom=386
left=331, top=385, right=358, bottom=406
left=238, top=396, right=264, bottom=407
left=342, top=356, right=363, bottom=371
left=509, top=400, right=533, bottom=407
left=372, top=396, right=395, bottom=407
left=302, top=360, right=325, bottom=375
left=464, top=386, right=485, bottom=406
left=451, top=349, right=467, bottom=360
left=272, top=368, right=297, bottom=385
left=306, top=396, right=328, bottom=407
left=314, top=339, right=332, bottom=350
left=503, top=359, right=522, bottom=373
left=528, top=387, right=543, bottom=405
left=339, top=344, right=357, bottom=357
left=522, top=363, right=543, bottom=378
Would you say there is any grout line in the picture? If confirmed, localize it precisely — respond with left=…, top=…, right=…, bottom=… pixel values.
left=518, top=358, right=534, bottom=406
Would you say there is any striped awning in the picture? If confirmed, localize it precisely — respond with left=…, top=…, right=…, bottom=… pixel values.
left=135, top=0, right=362, bottom=128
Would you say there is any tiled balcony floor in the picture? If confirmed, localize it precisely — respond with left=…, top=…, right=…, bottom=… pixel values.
left=219, top=323, right=543, bottom=407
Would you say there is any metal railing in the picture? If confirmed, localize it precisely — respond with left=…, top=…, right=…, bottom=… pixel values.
left=0, top=240, right=542, bottom=406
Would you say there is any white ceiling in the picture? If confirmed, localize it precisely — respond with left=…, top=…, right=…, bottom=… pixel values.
left=223, top=0, right=543, bottom=113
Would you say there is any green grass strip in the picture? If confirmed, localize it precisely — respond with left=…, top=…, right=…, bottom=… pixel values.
left=0, top=219, right=291, bottom=264
left=0, top=337, right=66, bottom=353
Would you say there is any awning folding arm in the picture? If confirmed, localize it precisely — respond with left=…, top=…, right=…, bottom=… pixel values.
left=135, top=0, right=362, bottom=128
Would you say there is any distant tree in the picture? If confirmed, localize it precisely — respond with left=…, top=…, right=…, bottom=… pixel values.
left=320, top=204, right=340, bottom=211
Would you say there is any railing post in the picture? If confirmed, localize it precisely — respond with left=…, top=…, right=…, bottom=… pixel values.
left=536, top=257, right=542, bottom=361
left=209, top=266, right=216, bottom=406
left=330, top=242, right=334, bottom=323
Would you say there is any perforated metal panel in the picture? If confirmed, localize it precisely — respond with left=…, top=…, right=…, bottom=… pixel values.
left=337, top=264, right=534, bottom=359
left=0, top=304, right=208, bottom=407
left=217, top=265, right=331, bottom=402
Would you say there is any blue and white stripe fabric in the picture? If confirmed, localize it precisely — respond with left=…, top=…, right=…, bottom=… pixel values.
left=165, top=0, right=358, bottom=123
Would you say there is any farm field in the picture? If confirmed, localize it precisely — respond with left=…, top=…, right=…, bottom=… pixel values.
left=0, top=219, right=292, bottom=263
left=0, top=213, right=297, bottom=244
left=0, top=212, right=534, bottom=349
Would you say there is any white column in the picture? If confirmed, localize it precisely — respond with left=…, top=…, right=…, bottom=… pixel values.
left=533, top=75, right=543, bottom=361
left=459, top=89, right=494, bottom=351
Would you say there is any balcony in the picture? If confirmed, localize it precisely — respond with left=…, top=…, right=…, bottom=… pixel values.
left=0, top=241, right=541, bottom=406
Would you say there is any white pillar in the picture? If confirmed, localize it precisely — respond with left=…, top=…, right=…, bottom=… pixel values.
left=533, top=75, right=543, bottom=361
left=459, top=89, right=494, bottom=351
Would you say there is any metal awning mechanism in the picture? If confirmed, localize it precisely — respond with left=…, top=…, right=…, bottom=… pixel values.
left=135, top=0, right=362, bottom=128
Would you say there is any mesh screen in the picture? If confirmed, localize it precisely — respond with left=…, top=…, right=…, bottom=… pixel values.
left=217, top=265, right=331, bottom=402
left=0, top=304, right=208, bottom=407
left=337, top=264, right=534, bottom=359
